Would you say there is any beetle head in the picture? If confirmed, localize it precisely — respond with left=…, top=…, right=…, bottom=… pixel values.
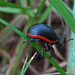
left=57, top=38, right=74, bottom=49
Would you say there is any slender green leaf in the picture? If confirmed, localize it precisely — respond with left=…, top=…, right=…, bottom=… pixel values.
left=67, top=31, right=75, bottom=72
left=0, top=18, right=67, bottom=75
left=19, top=0, right=27, bottom=8
left=73, top=0, right=75, bottom=19
left=67, top=0, right=75, bottom=72
left=0, top=0, right=34, bottom=17
left=0, top=18, right=27, bottom=39
left=50, top=0, right=75, bottom=33
left=0, top=15, right=25, bottom=45
left=20, top=54, right=28, bottom=75
left=38, top=3, right=53, bottom=23
left=22, top=52, right=37, bottom=75
left=61, top=0, right=73, bottom=14
left=29, top=0, right=33, bottom=8
left=35, top=0, right=46, bottom=17
left=0, top=7, right=34, bottom=17
left=0, top=0, right=25, bottom=9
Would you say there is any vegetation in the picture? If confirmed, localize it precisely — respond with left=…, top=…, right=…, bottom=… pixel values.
left=0, top=0, right=75, bottom=75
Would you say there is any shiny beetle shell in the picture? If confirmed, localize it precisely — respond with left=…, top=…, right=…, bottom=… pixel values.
left=27, top=24, right=59, bottom=44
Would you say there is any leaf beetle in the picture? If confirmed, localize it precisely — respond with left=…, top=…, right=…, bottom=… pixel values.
left=23, top=24, right=73, bottom=58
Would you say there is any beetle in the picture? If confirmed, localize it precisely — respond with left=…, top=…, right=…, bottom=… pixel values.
left=23, top=23, right=73, bottom=58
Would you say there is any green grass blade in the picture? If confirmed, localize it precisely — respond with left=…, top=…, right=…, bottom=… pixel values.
left=20, top=54, right=28, bottom=75
left=0, top=0, right=34, bottom=17
left=0, top=7, right=34, bottom=17
left=0, top=0, right=22, bottom=8
left=38, top=3, right=53, bottom=23
left=0, top=0, right=24, bottom=9
left=0, top=15, right=25, bottom=45
left=0, top=18, right=67, bottom=75
left=19, top=0, right=27, bottom=8
left=29, top=0, right=33, bottom=8
left=50, top=0, right=75, bottom=33
left=67, top=0, right=75, bottom=72
left=61, top=0, right=73, bottom=14
left=67, top=31, right=75, bottom=72
left=22, top=52, right=37, bottom=75
left=35, top=0, right=46, bottom=17
left=73, top=0, right=75, bottom=19
left=0, top=18, right=27, bottom=39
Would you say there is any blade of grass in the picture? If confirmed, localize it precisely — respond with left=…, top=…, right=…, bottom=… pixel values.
left=0, top=0, right=34, bottom=17
left=34, top=0, right=46, bottom=17
left=73, top=0, right=75, bottom=19
left=67, top=0, right=75, bottom=72
left=0, top=7, right=34, bottom=17
left=50, top=0, right=75, bottom=33
left=20, top=53, right=28, bottom=75
left=61, top=0, right=73, bottom=14
left=38, top=3, right=53, bottom=23
left=29, top=0, right=33, bottom=8
left=0, top=0, right=25, bottom=9
left=19, top=0, right=27, bottom=8
left=22, top=52, right=37, bottom=75
left=0, top=18, right=67, bottom=75
left=0, top=18, right=27, bottom=39
left=0, top=15, right=26, bottom=46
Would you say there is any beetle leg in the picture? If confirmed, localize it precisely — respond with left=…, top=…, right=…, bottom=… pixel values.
left=49, top=47, right=55, bottom=58
left=42, top=44, right=52, bottom=56
left=46, top=44, right=55, bottom=58
left=42, top=43, right=55, bottom=58
left=23, top=39, right=40, bottom=43
left=42, top=48, right=55, bottom=58
left=23, top=39, right=33, bottom=43
left=42, top=49, right=49, bottom=56
left=48, top=44, right=55, bottom=58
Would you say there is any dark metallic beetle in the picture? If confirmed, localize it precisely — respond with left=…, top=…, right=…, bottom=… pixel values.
left=23, top=24, right=73, bottom=58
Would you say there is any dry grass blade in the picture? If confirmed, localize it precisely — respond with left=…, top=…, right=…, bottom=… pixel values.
left=29, top=64, right=39, bottom=75
left=45, top=0, right=62, bottom=19
left=41, top=72, right=75, bottom=75
left=0, top=15, right=26, bottom=46
left=5, top=66, right=12, bottom=75
left=38, top=61, right=67, bottom=75
left=0, top=48, right=12, bottom=64
left=53, top=45, right=67, bottom=61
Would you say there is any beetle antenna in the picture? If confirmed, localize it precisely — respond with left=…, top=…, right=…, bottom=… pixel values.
left=64, top=38, right=74, bottom=43
left=60, top=27, right=66, bottom=43
left=59, top=38, right=74, bottom=45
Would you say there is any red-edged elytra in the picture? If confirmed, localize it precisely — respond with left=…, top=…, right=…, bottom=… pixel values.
left=23, top=24, right=73, bottom=58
